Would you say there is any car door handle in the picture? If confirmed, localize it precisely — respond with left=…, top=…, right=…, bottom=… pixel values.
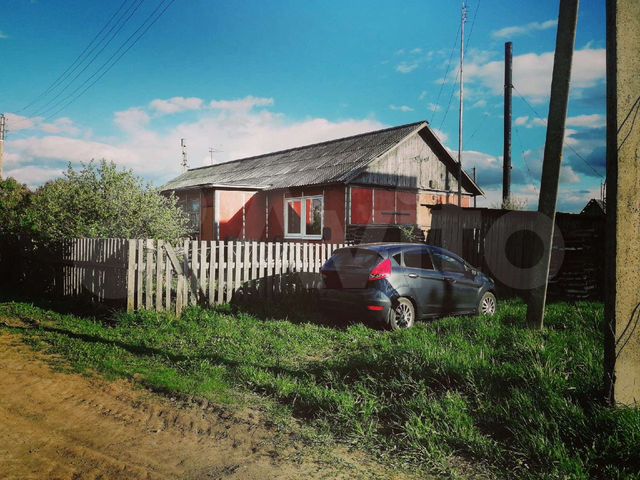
left=408, top=273, right=418, bottom=278
left=445, top=277, right=456, bottom=284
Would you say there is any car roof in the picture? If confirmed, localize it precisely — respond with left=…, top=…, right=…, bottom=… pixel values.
left=342, top=243, right=469, bottom=263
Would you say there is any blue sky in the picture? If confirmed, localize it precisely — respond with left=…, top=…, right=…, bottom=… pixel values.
left=1, top=0, right=607, bottom=211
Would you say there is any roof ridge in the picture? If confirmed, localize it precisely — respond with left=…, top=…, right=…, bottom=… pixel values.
left=187, top=120, right=427, bottom=172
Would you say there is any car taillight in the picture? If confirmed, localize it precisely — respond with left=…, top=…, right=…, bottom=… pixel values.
left=369, top=258, right=392, bottom=281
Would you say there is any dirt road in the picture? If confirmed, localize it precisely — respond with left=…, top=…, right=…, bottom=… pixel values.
left=0, top=333, right=409, bottom=480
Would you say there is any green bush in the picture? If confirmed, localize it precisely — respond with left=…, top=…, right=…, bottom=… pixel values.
left=23, top=160, right=188, bottom=242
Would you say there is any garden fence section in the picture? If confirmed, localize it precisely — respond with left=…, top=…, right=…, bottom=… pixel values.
left=0, top=237, right=129, bottom=304
left=126, top=240, right=346, bottom=315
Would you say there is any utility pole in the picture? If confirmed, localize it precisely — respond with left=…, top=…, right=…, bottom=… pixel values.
left=457, top=2, right=467, bottom=207
left=503, top=42, right=513, bottom=208
left=525, top=0, right=579, bottom=329
left=604, top=0, right=640, bottom=406
left=0, top=114, right=6, bottom=180
left=181, top=138, right=188, bottom=172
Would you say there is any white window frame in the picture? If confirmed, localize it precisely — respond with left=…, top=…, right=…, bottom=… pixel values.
left=284, top=195, right=324, bottom=240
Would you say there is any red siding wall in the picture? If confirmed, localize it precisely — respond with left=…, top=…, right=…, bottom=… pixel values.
left=245, top=192, right=266, bottom=240
left=351, top=187, right=373, bottom=224
left=350, top=186, right=417, bottom=225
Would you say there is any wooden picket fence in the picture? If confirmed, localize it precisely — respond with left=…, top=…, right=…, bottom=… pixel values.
left=126, top=240, right=346, bottom=315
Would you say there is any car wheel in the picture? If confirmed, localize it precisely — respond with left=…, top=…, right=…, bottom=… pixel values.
left=388, top=297, right=415, bottom=330
left=478, top=291, right=497, bottom=316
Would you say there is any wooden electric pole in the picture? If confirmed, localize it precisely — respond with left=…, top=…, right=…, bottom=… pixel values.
left=526, top=0, right=579, bottom=329
left=604, top=0, right=640, bottom=406
left=503, top=42, right=513, bottom=208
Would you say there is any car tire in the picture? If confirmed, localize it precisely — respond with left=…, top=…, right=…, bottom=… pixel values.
left=477, top=291, right=497, bottom=316
left=388, top=297, right=415, bottom=330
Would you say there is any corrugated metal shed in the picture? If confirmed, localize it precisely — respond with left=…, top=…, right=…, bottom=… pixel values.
left=161, top=121, right=482, bottom=195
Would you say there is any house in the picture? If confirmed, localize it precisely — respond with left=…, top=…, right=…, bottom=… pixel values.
left=161, top=120, right=483, bottom=243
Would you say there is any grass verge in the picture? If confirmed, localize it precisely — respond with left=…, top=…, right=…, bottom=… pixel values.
left=0, top=300, right=638, bottom=479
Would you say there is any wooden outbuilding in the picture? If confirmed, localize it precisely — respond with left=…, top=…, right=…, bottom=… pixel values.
left=161, top=121, right=483, bottom=243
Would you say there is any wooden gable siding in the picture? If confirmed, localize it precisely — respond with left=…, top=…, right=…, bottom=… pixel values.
left=350, top=130, right=470, bottom=194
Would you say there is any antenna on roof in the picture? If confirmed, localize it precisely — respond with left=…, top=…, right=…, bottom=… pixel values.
left=208, top=145, right=223, bottom=165
left=181, top=138, right=188, bottom=171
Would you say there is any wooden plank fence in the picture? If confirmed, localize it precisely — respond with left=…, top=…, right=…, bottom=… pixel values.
left=126, top=240, right=346, bottom=315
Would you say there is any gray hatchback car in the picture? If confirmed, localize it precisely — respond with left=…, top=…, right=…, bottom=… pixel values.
left=319, top=243, right=496, bottom=330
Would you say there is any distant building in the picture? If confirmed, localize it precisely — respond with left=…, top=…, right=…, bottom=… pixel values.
left=162, top=121, right=483, bottom=243
left=581, top=199, right=606, bottom=217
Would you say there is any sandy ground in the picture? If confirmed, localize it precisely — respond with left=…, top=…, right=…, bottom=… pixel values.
left=0, top=332, right=413, bottom=480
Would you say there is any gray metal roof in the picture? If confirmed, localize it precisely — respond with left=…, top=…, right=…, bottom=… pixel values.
left=161, top=121, right=482, bottom=195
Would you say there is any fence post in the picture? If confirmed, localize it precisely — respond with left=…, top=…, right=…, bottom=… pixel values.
left=126, top=239, right=136, bottom=312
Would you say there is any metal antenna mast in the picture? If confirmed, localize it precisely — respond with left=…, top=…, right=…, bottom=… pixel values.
left=457, top=2, right=467, bottom=207
left=181, top=138, right=188, bottom=171
left=0, top=114, right=6, bottom=180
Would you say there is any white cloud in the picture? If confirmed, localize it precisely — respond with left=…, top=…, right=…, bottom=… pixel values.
left=492, top=19, right=557, bottom=39
left=515, top=116, right=529, bottom=126
left=389, top=104, right=414, bottom=112
left=566, top=114, right=605, bottom=128
left=209, top=96, right=274, bottom=112
left=419, top=91, right=428, bottom=100
left=5, top=97, right=385, bottom=187
left=4, top=165, right=65, bottom=189
left=410, top=48, right=422, bottom=55
left=395, top=61, right=420, bottom=74
left=470, top=99, right=487, bottom=109
left=4, top=113, right=82, bottom=136
left=149, top=96, right=204, bottom=115
left=427, top=103, right=441, bottom=112
left=0, top=31, right=8, bottom=40
left=465, top=48, right=606, bottom=103
left=114, top=108, right=150, bottom=134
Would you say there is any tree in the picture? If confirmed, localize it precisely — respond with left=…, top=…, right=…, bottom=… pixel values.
left=491, top=197, right=529, bottom=211
left=0, top=177, right=32, bottom=236
left=25, top=161, right=189, bottom=242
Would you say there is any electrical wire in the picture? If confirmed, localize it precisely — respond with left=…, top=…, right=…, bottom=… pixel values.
left=44, top=0, right=177, bottom=120
left=512, top=83, right=605, bottom=179
left=429, top=22, right=460, bottom=124
left=34, top=0, right=148, bottom=117
left=20, top=0, right=132, bottom=114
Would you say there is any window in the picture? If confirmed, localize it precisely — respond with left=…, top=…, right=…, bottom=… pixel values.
left=403, top=248, right=434, bottom=270
left=177, top=191, right=201, bottom=235
left=431, top=251, right=466, bottom=273
left=285, top=195, right=323, bottom=239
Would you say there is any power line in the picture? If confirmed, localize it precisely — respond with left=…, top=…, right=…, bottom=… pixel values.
left=34, top=0, right=147, bottom=117
left=44, top=0, right=177, bottom=120
left=512, top=83, right=605, bottom=179
left=20, top=0, right=132, bottom=114
left=465, top=0, right=481, bottom=49
left=429, top=22, right=460, bottom=124
left=513, top=123, right=539, bottom=192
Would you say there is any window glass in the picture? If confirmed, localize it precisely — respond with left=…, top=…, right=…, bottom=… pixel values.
left=328, top=249, right=381, bottom=269
left=189, top=197, right=201, bottom=233
left=404, top=248, right=434, bottom=270
left=287, top=200, right=301, bottom=234
left=432, top=252, right=466, bottom=273
left=306, top=197, right=322, bottom=235
left=392, top=253, right=402, bottom=265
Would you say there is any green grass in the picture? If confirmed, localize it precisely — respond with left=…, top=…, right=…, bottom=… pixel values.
left=1, top=299, right=638, bottom=479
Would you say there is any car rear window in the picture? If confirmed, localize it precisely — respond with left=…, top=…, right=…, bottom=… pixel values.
left=326, top=248, right=382, bottom=269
